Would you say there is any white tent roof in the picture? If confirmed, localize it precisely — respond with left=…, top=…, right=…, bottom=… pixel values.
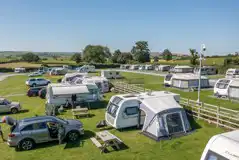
left=52, top=85, right=89, bottom=95
left=173, top=73, right=208, bottom=80
left=64, top=72, right=87, bottom=78
left=174, top=65, right=193, bottom=69
left=140, top=96, right=182, bottom=114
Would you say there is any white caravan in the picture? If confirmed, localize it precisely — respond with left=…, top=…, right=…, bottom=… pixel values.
left=50, top=68, right=68, bottom=75
left=61, top=72, right=87, bottom=83
left=214, top=79, right=236, bottom=97
left=194, top=66, right=217, bottom=75
left=172, top=65, right=194, bottom=73
left=46, top=83, right=102, bottom=107
left=228, top=80, right=239, bottom=100
left=200, top=130, right=239, bottom=160
left=14, top=68, right=26, bottom=73
left=155, top=65, right=171, bottom=72
left=105, top=91, right=191, bottom=140
left=77, top=65, right=95, bottom=73
left=138, top=65, right=145, bottom=70
left=130, top=65, right=139, bottom=70
left=145, top=65, right=153, bottom=70
left=226, top=68, right=239, bottom=79
left=101, top=70, right=122, bottom=79
left=73, top=76, right=110, bottom=93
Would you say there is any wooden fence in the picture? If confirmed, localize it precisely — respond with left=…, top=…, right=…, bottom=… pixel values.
left=111, top=81, right=239, bottom=130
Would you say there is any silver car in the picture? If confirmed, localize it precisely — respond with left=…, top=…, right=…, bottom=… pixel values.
left=7, top=116, right=84, bottom=150
left=0, top=98, right=21, bottom=114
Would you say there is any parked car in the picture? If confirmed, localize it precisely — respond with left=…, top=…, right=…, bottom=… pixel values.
left=0, top=98, right=21, bottom=114
left=27, top=87, right=45, bottom=97
left=25, top=78, right=51, bottom=87
left=28, top=72, right=43, bottom=77
left=38, top=88, right=47, bottom=99
left=7, top=116, right=84, bottom=151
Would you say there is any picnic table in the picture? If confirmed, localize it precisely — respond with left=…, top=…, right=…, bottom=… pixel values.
left=72, top=107, right=89, bottom=119
left=91, top=130, right=122, bottom=153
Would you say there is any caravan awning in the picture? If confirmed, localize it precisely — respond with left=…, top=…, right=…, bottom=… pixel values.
left=52, top=86, right=89, bottom=95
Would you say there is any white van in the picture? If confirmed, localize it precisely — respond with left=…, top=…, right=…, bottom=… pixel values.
left=50, top=68, right=68, bottom=75
left=101, top=70, right=122, bottom=79
left=214, top=79, right=234, bottom=97
left=14, top=68, right=26, bottom=73
left=226, top=68, right=239, bottom=79
left=200, top=130, right=239, bottom=160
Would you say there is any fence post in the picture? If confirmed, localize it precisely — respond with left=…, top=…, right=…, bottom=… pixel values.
left=216, top=106, right=220, bottom=127
left=198, top=102, right=203, bottom=119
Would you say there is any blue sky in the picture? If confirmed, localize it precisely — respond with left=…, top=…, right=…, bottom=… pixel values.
left=0, top=0, right=238, bottom=55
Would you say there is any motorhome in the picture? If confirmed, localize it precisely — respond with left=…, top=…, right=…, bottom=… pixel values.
left=200, top=130, right=239, bottom=160
left=172, top=65, right=194, bottom=73
left=225, top=68, right=239, bottom=79
left=46, top=83, right=102, bottom=107
left=105, top=91, right=191, bottom=140
left=194, top=66, right=217, bottom=75
left=130, top=65, right=139, bottom=70
left=50, top=68, right=68, bottom=75
left=164, top=73, right=209, bottom=90
left=101, top=70, right=122, bottom=79
left=61, top=72, right=88, bottom=83
left=228, top=80, right=239, bottom=100
left=213, top=78, right=238, bottom=98
left=155, top=65, right=171, bottom=72
left=77, top=65, right=95, bottom=73
left=145, top=65, right=153, bottom=70
left=14, top=68, right=26, bottom=73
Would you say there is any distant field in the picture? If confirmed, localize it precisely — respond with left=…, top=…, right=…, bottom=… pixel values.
left=0, top=62, right=41, bottom=68
left=42, top=57, right=76, bottom=65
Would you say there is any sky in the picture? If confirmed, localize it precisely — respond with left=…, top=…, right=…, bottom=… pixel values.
left=0, top=0, right=239, bottom=55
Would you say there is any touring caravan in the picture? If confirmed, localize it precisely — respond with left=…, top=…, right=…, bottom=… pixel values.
left=228, top=80, right=239, bottom=100
left=155, top=65, right=171, bottom=72
left=14, top=68, right=26, bottom=73
left=172, top=66, right=194, bottom=73
left=213, top=78, right=238, bottom=97
left=105, top=91, right=191, bottom=140
left=226, top=68, right=239, bottom=79
left=46, top=83, right=102, bottom=107
left=194, top=66, right=217, bottom=75
left=145, top=65, right=153, bottom=70
left=130, top=65, right=139, bottom=70
left=61, top=73, right=88, bottom=83
left=101, top=70, right=122, bottom=79
left=200, top=130, right=239, bottom=160
left=138, top=65, right=145, bottom=70
left=77, top=65, right=95, bottom=73
left=77, top=76, right=110, bottom=93
left=50, top=68, right=68, bottom=75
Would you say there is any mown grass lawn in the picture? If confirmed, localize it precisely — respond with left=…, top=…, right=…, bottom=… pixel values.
left=0, top=75, right=225, bottom=160
left=121, top=72, right=239, bottom=110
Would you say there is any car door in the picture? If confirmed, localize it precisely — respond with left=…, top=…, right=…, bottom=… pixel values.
left=31, top=122, right=50, bottom=143
left=0, top=101, right=7, bottom=113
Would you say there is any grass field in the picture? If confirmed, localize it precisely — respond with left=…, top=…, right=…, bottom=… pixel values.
left=121, top=72, right=239, bottom=110
left=0, top=74, right=226, bottom=160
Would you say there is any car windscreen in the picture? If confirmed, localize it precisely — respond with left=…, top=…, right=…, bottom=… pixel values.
left=205, top=150, right=229, bottom=160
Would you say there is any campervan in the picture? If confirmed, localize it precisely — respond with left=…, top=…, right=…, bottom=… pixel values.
left=77, top=65, right=95, bottom=73
left=145, top=65, right=153, bottom=70
left=164, top=73, right=209, bottom=89
left=46, top=83, right=102, bottom=107
left=101, top=70, right=122, bottom=79
left=200, top=130, right=239, bottom=160
left=14, top=68, right=26, bottom=73
left=130, top=65, right=139, bottom=70
left=194, top=66, right=217, bottom=75
left=50, top=68, right=68, bottom=75
left=105, top=91, right=191, bottom=140
left=155, top=65, right=171, bottom=72
left=214, top=79, right=234, bottom=97
left=61, top=72, right=88, bottom=83
left=226, top=68, right=239, bottom=79
left=172, top=65, right=194, bottom=73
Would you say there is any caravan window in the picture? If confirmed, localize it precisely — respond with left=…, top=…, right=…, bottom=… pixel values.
left=112, top=97, right=123, bottom=105
left=125, top=107, right=138, bottom=115
left=165, top=74, right=172, bottom=81
left=107, top=103, right=119, bottom=118
left=205, top=150, right=229, bottom=160
left=166, top=113, right=184, bottom=134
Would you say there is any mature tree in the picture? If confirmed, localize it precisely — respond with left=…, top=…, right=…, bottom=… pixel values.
left=153, top=56, right=159, bottom=63
left=71, top=53, right=82, bottom=64
left=131, top=41, right=150, bottom=63
left=117, top=52, right=133, bottom=64
left=189, top=49, right=199, bottom=65
left=162, top=49, right=172, bottom=61
left=21, top=52, right=40, bottom=62
left=83, top=45, right=111, bottom=63
left=111, top=49, right=122, bottom=63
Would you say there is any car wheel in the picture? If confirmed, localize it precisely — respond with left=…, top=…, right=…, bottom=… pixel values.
left=67, top=131, right=80, bottom=142
left=19, top=139, right=34, bottom=151
left=11, top=108, right=18, bottom=114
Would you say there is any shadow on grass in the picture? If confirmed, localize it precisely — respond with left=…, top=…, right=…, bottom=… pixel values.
left=187, top=114, right=202, bottom=130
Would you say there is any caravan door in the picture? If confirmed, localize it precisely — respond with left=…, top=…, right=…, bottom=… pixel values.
left=164, top=112, right=185, bottom=135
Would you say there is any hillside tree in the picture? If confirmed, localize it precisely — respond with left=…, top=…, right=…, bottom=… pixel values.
left=162, top=49, right=172, bottom=61
left=111, top=49, right=121, bottom=63
left=83, top=45, right=111, bottom=63
left=71, top=53, right=82, bottom=64
left=153, top=56, right=159, bottom=63
left=131, top=41, right=150, bottom=63
left=117, top=52, right=133, bottom=64
left=21, top=52, right=40, bottom=62
left=189, top=49, right=199, bottom=65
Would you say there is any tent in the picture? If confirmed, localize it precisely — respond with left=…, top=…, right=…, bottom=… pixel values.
left=139, top=96, right=191, bottom=140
